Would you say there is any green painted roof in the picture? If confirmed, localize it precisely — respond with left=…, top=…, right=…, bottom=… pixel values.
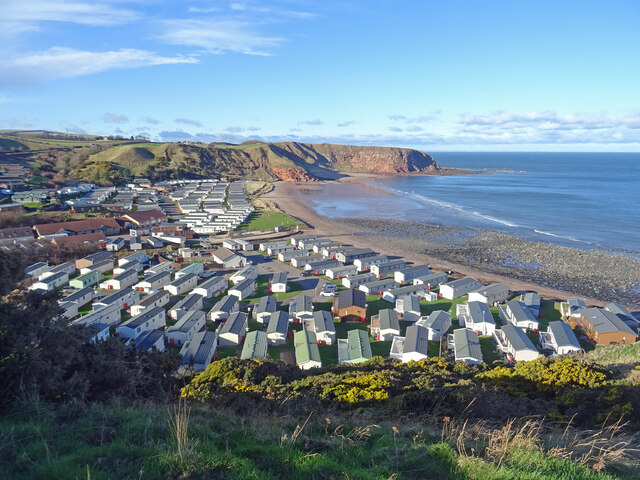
left=347, top=329, right=372, bottom=363
left=294, top=330, right=321, bottom=365
left=240, top=330, right=268, bottom=360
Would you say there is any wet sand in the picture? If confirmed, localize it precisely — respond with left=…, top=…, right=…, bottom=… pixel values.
left=265, top=180, right=640, bottom=309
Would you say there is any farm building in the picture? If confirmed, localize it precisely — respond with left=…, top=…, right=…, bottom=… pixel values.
left=370, top=308, right=401, bottom=341
left=240, top=331, right=269, bottom=360
left=338, top=329, right=372, bottom=364
left=166, top=309, right=206, bottom=346
left=294, top=330, right=322, bottom=370
left=439, top=277, right=481, bottom=300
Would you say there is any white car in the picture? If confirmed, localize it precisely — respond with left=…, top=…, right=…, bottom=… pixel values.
left=319, top=282, right=337, bottom=297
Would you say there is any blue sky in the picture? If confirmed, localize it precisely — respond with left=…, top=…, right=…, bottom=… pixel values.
left=0, top=0, right=639, bottom=151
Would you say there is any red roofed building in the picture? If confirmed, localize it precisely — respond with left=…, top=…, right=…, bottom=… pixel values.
left=119, top=210, right=167, bottom=228
left=51, top=232, right=107, bottom=246
left=34, top=218, right=121, bottom=238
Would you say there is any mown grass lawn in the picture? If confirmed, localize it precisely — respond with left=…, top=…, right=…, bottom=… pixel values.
left=239, top=209, right=306, bottom=231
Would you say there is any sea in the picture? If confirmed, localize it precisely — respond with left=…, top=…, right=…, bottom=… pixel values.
left=290, top=152, right=640, bottom=252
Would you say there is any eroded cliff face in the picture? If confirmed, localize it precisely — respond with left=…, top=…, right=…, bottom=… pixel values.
left=271, top=167, right=318, bottom=182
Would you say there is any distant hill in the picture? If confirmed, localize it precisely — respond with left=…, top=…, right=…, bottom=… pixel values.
left=0, top=131, right=439, bottom=185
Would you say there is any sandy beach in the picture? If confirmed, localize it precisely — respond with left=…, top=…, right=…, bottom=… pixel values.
left=265, top=178, right=640, bottom=309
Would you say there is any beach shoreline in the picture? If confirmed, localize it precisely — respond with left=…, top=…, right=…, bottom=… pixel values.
left=264, top=178, right=640, bottom=309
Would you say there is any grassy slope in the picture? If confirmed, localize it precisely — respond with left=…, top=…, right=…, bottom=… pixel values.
left=0, top=399, right=630, bottom=480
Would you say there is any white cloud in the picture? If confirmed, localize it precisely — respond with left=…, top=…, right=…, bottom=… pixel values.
left=143, top=116, right=161, bottom=125
left=175, top=118, right=203, bottom=127
left=102, top=112, right=128, bottom=124
left=0, top=47, right=198, bottom=85
left=1, top=1, right=138, bottom=30
left=160, top=19, right=284, bottom=55
left=299, top=119, right=323, bottom=126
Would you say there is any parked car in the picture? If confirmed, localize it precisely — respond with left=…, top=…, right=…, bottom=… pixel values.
left=319, top=282, right=337, bottom=297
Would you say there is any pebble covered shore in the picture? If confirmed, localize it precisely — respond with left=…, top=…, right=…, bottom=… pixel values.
left=330, top=217, right=640, bottom=309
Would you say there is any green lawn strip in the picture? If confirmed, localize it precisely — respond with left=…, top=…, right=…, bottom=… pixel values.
left=239, top=210, right=306, bottom=232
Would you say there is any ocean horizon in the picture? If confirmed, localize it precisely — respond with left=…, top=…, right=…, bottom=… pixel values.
left=291, top=152, right=640, bottom=253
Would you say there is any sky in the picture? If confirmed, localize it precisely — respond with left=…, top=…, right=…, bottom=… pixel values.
left=0, top=0, right=639, bottom=151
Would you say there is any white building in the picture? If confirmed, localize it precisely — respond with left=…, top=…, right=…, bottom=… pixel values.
left=130, top=289, right=170, bottom=316
left=270, top=272, right=288, bottom=293
left=390, top=324, right=430, bottom=363
left=100, top=268, right=138, bottom=290
left=208, top=295, right=239, bottom=322
left=193, top=276, right=227, bottom=298
left=266, top=310, right=289, bottom=345
left=493, top=324, right=539, bottom=363
left=180, top=330, right=218, bottom=371
left=164, top=273, right=198, bottom=296
left=501, top=299, right=539, bottom=331
left=254, top=296, right=277, bottom=324
left=450, top=328, right=483, bottom=364
left=170, top=293, right=204, bottom=321
left=230, top=264, right=258, bottom=285
left=217, top=312, right=248, bottom=346
left=116, top=306, right=166, bottom=340
left=418, top=310, right=452, bottom=341
left=370, top=308, right=401, bottom=341
left=228, top=278, right=256, bottom=300
left=439, top=277, right=481, bottom=300
left=395, top=295, right=422, bottom=323
left=457, top=301, right=496, bottom=336
left=468, top=283, right=510, bottom=305
left=312, top=310, right=336, bottom=345
left=539, top=321, right=582, bottom=355
left=166, top=309, right=206, bottom=346
left=135, top=271, right=172, bottom=293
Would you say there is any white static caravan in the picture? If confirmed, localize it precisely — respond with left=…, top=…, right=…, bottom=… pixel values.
left=342, top=272, right=377, bottom=289
left=278, top=250, right=308, bottom=262
left=118, top=251, right=149, bottom=268
left=144, top=262, right=174, bottom=277
left=116, top=306, right=166, bottom=340
left=294, top=330, right=322, bottom=370
left=113, top=261, right=142, bottom=276
left=208, top=295, right=239, bottom=322
left=335, top=248, right=376, bottom=264
left=501, top=299, right=539, bottom=331
left=418, top=310, right=452, bottom=342
left=291, top=234, right=320, bottom=247
left=326, top=264, right=358, bottom=280
left=457, top=301, right=496, bottom=336
left=413, top=272, right=449, bottom=289
left=164, top=273, right=198, bottom=296
left=42, top=262, right=76, bottom=279
left=170, top=293, right=204, bottom=321
left=100, top=268, right=138, bottom=291
left=30, top=272, right=69, bottom=292
left=395, top=295, right=422, bottom=323
left=390, top=324, right=429, bottom=363
left=234, top=239, right=253, bottom=251
left=268, top=245, right=294, bottom=256
left=468, top=283, right=510, bottom=306
left=312, top=310, right=336, bottom=345
left=179, top=330, right=218, bottom=371
left=134, top=330, right=165, bottom=352
left=254, top=296, right=277, bottom=324
left=223, top=239, right=242, bottom=251
left=166, top=309, right=206, bottom=347
left=193, top=276, right=227, bottom=298
left=290, top=255, right=322, bottom=268
left=439, top=277, right=481, bottom=300
left=394, top=265, right=431, bottom=285
left=135, top=271, right=172, bottom=293
left=73, top=303, right=121, bottom=327
left=358, top=278, right=397, bottom=295
left=270, top=272, right=288, bottom=293
left=370, top=260, right=407, bottom=279
left=80, top=258, right=114, bottom=275
left=539, top=321, right=582, bottom=355
left=130, top=289, right=170, bottom=316
left=289, top=295, right=314, bottom=322
left=382, top=284, right=428, bottom=303
left=493, top=324, right=539, bottom=363
left=370, top=308, right=401, bottom=341
left=106, top=237, right=126, bottom=251
left=25, top=262, right=49, bottom=279
left=59, top=287, right=95, bottom=319
left=93, top=288, right=140, bottom=312
left=353, top=255, right=388, bottom=272
left=259, top=240, right=289, bottom=252
left=266, top=310, right=289, bottom=345
left=230, top=264, right=258, bottom=285
left=228, top=278, right=256, bottom=300
left=451, top=328, right=483, bottom=365
left=175, top=262, right=204, bottom=279
left=217, top=312, right=248, bottom=346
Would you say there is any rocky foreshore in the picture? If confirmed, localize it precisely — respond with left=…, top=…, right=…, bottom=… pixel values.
left=330, top=217, right=640, bottom=309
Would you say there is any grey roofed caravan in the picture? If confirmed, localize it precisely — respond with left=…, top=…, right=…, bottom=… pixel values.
left=452, top=328, right=483, bottom=364
left=501, top=323, right=537, bottom=352
left=267, top=310, right=289, bottom=336
left=604, top=302, right=640, bottom=330
left=403, top=324, right=430, bottom=357
left=547, top=321, right=582, bottom=351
